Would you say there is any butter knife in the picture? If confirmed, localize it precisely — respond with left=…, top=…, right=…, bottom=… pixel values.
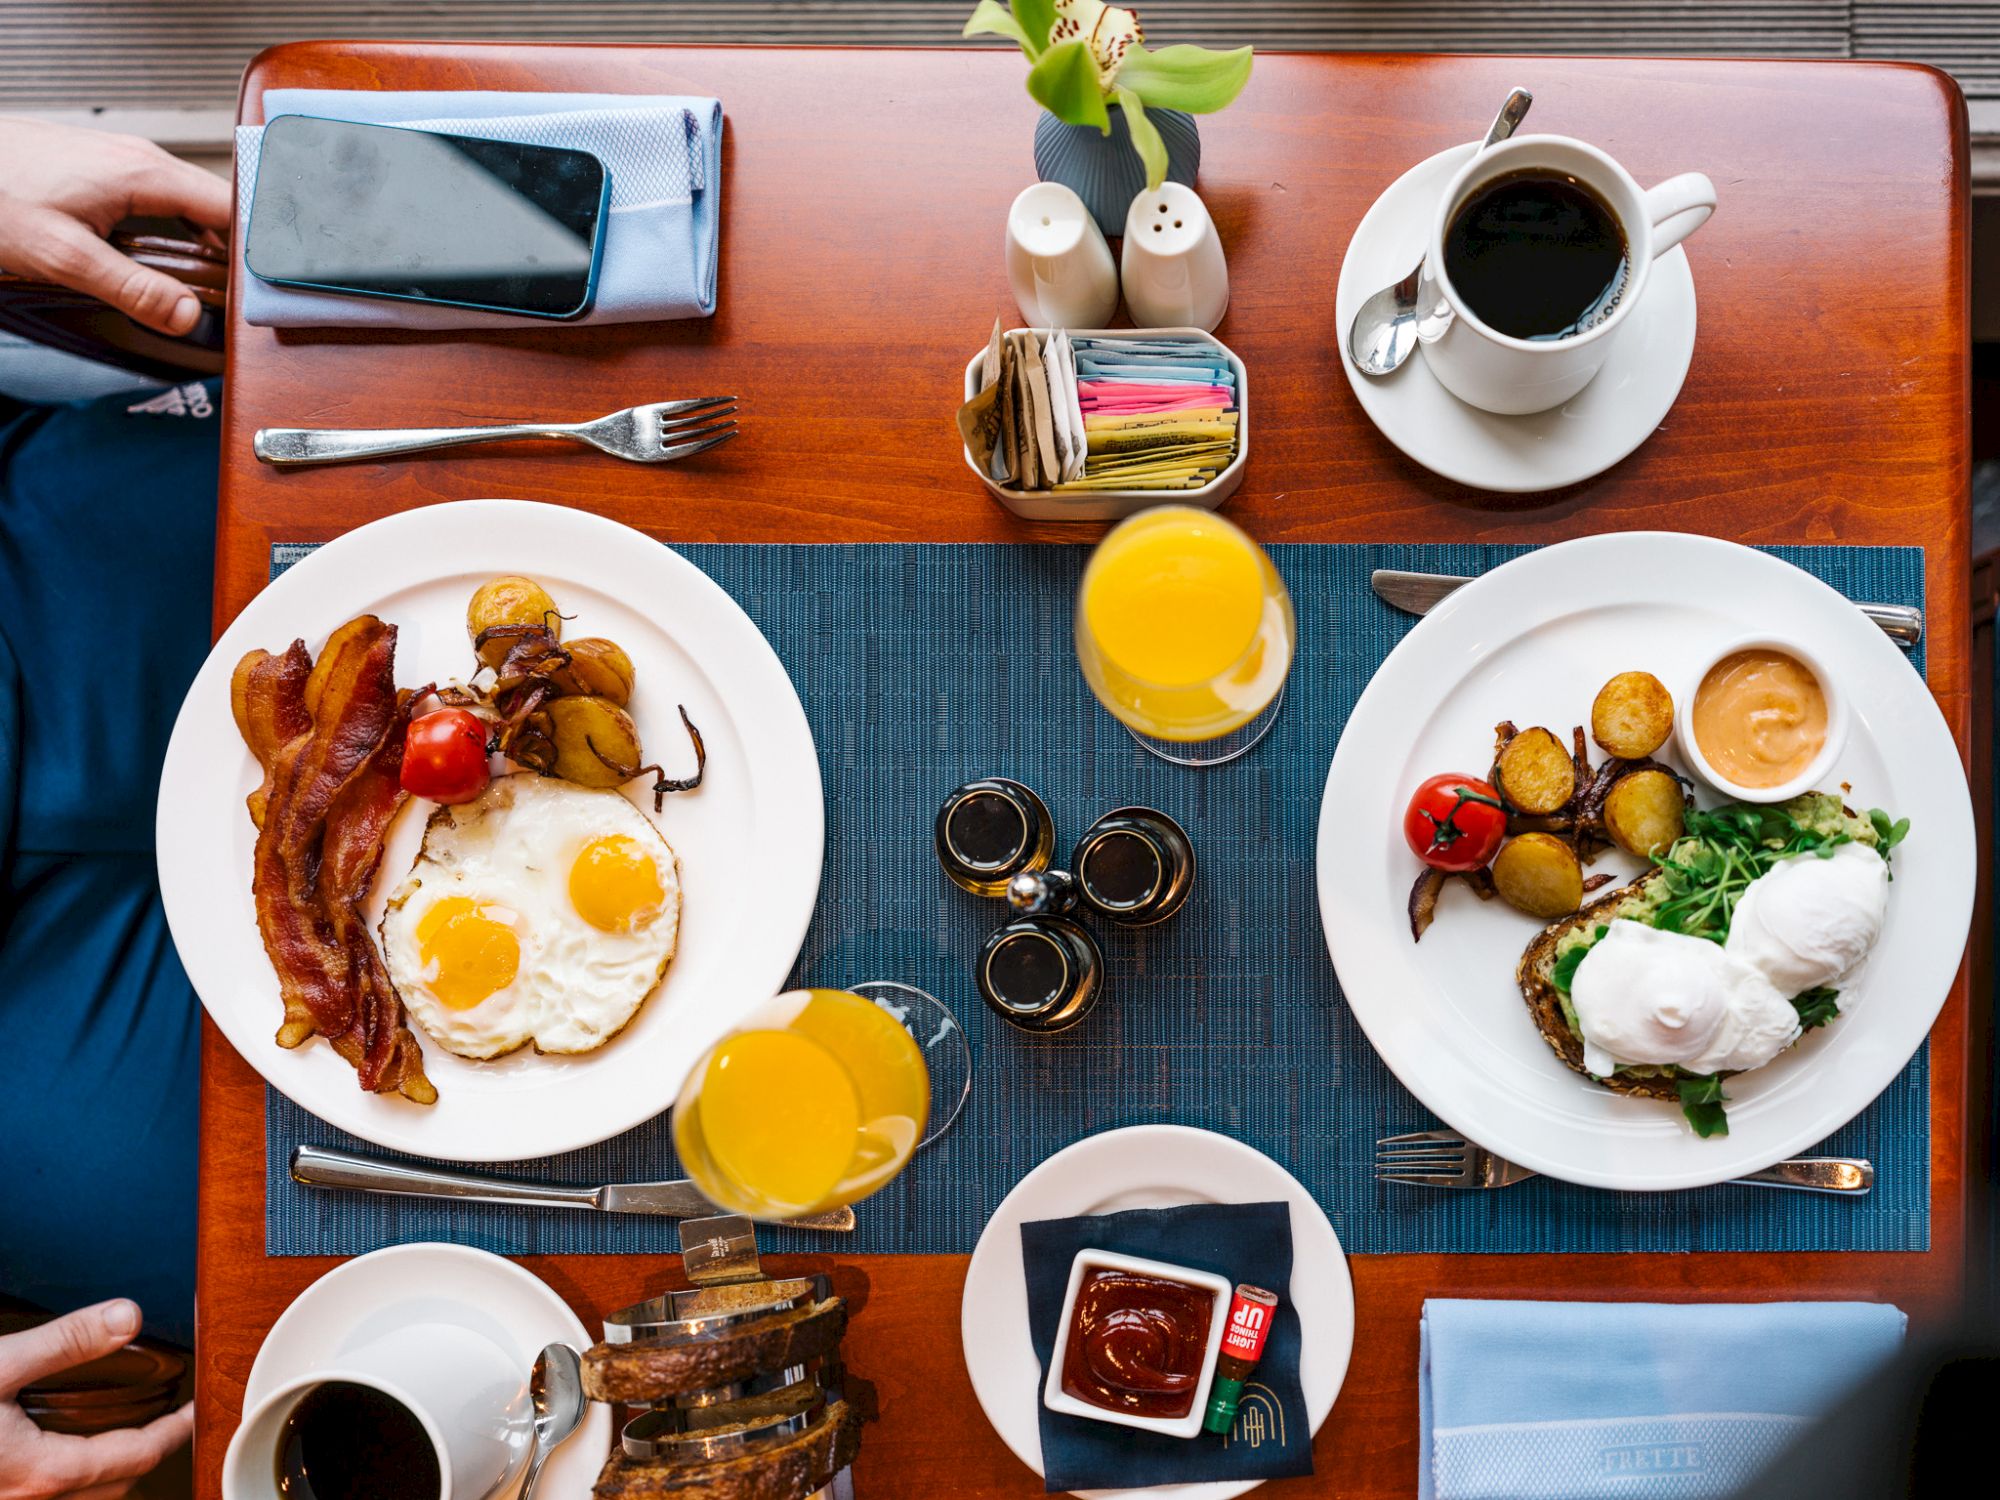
left=1371, top=568, right=1924, bottom=648
left=290, top=1145, right=856, bottom=1232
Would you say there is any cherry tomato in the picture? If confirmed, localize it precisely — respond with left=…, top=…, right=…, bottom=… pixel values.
left=1404, top=773, right=1507, bottom=872
left=401, top=707, right=491, bottom=804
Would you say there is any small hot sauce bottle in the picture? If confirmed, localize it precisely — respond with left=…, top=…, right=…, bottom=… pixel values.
left=1203, top=1284, right=1280, bottom=1435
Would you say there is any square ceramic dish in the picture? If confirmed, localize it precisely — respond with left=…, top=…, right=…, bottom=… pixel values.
left=1041, top=1248, right=1232, bottom=1439
left=961, top=327, right=1248, bottom=522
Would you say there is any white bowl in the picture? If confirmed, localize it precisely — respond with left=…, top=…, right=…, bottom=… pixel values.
left=1676, top=634, right=1850, bottom=804
left=961, top=327, right=1248, bottom=522
left=1040, top=1248, right=1231, bottom=1439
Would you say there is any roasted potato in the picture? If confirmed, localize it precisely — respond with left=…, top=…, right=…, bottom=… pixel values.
left=1492, top=833, right=1584, bottom=919
left=468, top=575, right=561, bottom=668
left=550, top=637, right=636, bottom=706
left=1602, top=768, right=1687, bottom=858
left=1493, top=727, right=1576, bottom=815
left=544, top=695, right=642, bottom=788
left=1591, top=671, right=1674, bottom=759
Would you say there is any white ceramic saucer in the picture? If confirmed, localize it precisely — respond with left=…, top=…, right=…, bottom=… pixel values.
left=960, top=1125, right=1354, bottom=1500
left=1335, top=142, right=1699, bottom=492
left=242, top=1243, right=611, bottom=1500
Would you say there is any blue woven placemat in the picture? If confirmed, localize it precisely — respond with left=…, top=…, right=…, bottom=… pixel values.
left=264, top=541, right=1929, bottom=1257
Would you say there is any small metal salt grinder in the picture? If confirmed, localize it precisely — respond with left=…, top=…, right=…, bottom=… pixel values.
left=974, top=891, right=1104, bottom=1034
left=935, top=778, right=1056, bottom=897
left=1071, top=807, right=1195, bottom=927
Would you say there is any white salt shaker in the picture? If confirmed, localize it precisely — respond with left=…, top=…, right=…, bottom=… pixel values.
left=1119, top=182, right=1229, bottom=332
left=1006, top=182, right=1120, bottom=329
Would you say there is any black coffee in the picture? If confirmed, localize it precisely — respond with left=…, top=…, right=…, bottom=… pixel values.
left=276, top=1381, right=441, bottom=1500
left=1442, top=169, right=1629, bottom=341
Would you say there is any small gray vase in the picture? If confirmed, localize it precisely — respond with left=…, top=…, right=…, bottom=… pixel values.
left=1033, top=104, right=1200, bottom=236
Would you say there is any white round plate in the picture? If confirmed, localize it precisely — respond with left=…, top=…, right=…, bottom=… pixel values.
left=1335, top=143, right=1698, bottom=492
left=157, top=499, right=823, bottom=1159
left=1318, top=533, right=1974, bottom=1190
left=960, top=1125, right=1354, bottom=1500
left=243, top=1243, right=609, bottom=1500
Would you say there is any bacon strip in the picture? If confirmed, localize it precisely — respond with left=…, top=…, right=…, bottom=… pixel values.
left=245, top=617, right=435, bottom=1104
left=231, top=641, right=312, bottom=829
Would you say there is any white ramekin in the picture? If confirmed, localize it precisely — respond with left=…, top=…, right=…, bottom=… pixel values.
left=1676, top=635, right=1849, bottom=804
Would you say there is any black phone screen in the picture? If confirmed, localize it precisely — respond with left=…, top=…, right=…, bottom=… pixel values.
left=245, top=115, right=609, bottom=318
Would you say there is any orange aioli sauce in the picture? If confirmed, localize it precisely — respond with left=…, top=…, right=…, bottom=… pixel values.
left=1691, top=649, right=1828, bottom=789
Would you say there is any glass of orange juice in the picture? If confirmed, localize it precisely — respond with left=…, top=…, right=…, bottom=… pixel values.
left=1076, top=506, right=1296, bottom=766
left=673, top=985, right=964, bottom=1221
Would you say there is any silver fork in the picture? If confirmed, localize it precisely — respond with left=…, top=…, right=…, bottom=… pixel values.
left=252, top=397, right=739, bottom=466
left=1376, top=1130, right=1873, bottom=1194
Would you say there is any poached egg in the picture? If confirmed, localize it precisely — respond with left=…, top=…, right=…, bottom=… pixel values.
left=1569, top=920, right=1801, bottom=1078
left=1725, top=841, right=1888, bottom=1000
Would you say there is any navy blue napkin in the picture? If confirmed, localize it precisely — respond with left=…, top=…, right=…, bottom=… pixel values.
left=1022, top=1202, right=1313, bottom=1490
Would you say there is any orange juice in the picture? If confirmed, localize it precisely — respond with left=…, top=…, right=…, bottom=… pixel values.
left=674, top=988, right=929, bottom=1218
left=1076, top=507, right=1294, bottom=742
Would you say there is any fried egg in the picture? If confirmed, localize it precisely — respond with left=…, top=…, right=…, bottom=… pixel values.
left=380, top=773, right=681, bottom=1058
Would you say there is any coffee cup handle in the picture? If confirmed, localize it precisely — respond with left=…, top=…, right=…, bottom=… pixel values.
left=1643, top=172, right=1717, bottom=258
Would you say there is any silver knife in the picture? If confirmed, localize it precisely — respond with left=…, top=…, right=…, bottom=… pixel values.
left=290, top=1145, right=856, bottom=1233
left=1371, top=568, right=1924, bottom=648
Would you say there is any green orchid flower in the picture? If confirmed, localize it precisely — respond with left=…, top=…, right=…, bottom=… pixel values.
left=962, top=0, right=1253, bottom=189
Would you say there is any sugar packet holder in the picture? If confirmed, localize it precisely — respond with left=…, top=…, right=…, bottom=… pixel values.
left=960, top=327, right=1250, bottom=522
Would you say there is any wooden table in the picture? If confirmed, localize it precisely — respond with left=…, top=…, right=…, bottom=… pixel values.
left=203, top=44, right=1975, bottom=1499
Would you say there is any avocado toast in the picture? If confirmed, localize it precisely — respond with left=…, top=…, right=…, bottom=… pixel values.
left=1515, top=793, right=1905, bottom=1131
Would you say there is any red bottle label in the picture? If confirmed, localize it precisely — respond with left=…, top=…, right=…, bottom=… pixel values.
left=1220, top=1286, right=1277, bottom=1362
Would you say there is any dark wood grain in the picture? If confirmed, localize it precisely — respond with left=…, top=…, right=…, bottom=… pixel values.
left=204, top=44, right=1975, bottom=1500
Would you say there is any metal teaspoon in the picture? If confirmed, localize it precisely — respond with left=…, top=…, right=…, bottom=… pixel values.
left=520, top=1343, right=586, bottom=1500
left=1348, top=87, right=1534, bottom=377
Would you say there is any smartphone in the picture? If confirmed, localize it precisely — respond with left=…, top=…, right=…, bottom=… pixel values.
left=245, top=115, right=610, bottom=319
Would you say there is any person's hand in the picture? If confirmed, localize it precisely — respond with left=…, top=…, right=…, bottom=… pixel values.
left=0, top=116, right=229, bottom=337
left=0, top=1301, right=192, bottom=1500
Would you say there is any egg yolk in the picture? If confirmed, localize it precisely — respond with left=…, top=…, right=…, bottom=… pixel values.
left=569, top=834, right=665, bottom=933
left=414, top=896, right=520, bottom=1010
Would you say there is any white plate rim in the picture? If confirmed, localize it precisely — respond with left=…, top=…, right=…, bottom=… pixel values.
left=1334, top=141, right=1698, bottom=493
left=155, top=497, right=824, bottom=1159
left=1316, top=531, right=1974, bottom=1190
left=959, top=1124, right=1355, bottom=1500
left=240, top=1242, right=610, bottom=1500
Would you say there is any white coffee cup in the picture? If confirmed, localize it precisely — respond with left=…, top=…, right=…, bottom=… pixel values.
left=1007, top=181, right=1120, bottom=329
left=1119, top=181, right=1230, bottom=332
left=1419, top=134, right=1715, bottom=415
left=221, top=1323, right=529, bottom=1500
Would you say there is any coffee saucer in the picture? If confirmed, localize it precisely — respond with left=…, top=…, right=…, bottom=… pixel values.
left=1335, top=142, right=1698, bottom=493
left=242, top=1243, right=610, bottom=1500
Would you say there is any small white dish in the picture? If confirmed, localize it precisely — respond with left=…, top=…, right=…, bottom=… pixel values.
left=1677, top=634, right=1850, bottom=803
left=1333, top=141, right=1698, bottom=493
left=1041, top=1248, right=1231, bottom=1440
left=240, top=1243, right=610, bottom=1500
left=961, top=1124, right=1354, bottom=1500
left=961, top=326, right=1248, bottom=522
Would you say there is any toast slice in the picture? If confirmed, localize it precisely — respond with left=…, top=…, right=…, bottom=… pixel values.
left=1515, top=869, right=1685, bottom=1101
left=593, top=1398, right=862, bottom=1500
left=583, top=1296, right=848, bottom=1404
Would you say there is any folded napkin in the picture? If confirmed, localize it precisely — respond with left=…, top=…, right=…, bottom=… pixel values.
left=1419, top=1299, right=1907, bottom=1500
left=234, top=88, right=722, bottom=329
left=1022, top=1201, right=1312, bottom=1492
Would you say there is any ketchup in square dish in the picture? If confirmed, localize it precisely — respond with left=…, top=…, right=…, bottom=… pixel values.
left=1059, top=1266, right=1218, bottom=1419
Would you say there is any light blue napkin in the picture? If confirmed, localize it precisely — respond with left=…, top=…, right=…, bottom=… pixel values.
left=233, top=88, right=721, bottom=328
left=1419, top=1299, right=1906, bottom=1500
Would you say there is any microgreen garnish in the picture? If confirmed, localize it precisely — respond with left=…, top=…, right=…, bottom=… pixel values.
left=1792, top=987, right=1841, bottom=1030
left=1549, top=926, right=1608, bottom=997
left=1677, top=1073, right=1730, bottom=1138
